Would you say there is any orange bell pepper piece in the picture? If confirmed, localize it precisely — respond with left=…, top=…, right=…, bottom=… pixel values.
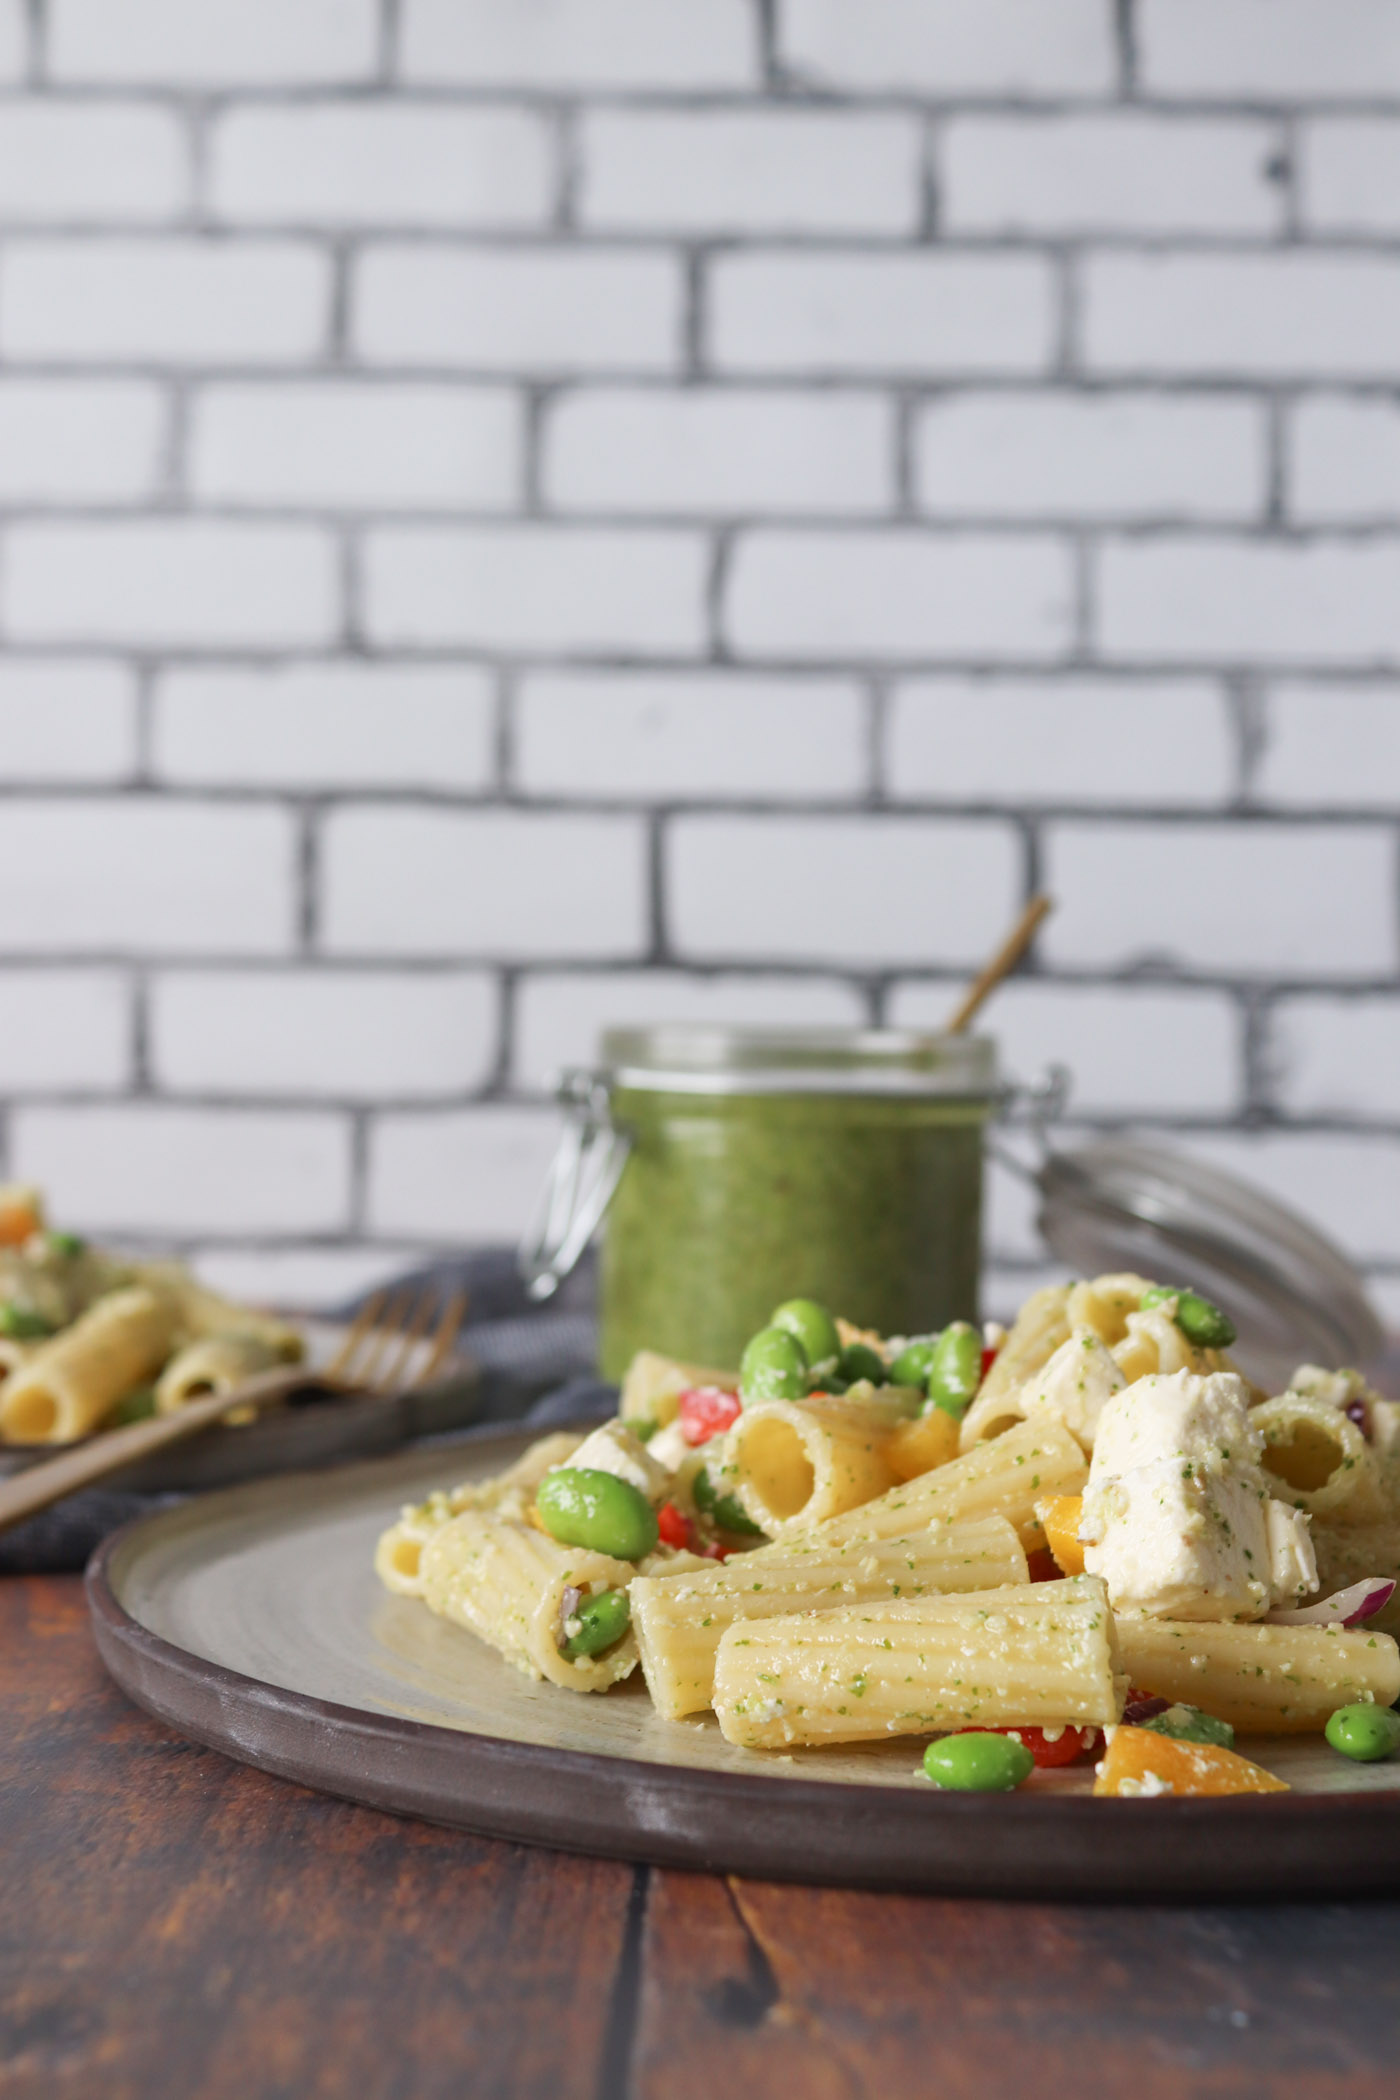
left=1094, top=1725, right=1288, bottom=1798
left=1035, top=1494, right=1086, bottom=1577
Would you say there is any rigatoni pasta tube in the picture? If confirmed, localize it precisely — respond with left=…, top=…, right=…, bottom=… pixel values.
left=632, top=1516, right=1027, bottom=1720
left=713, top=1575, right=1123, bottom=1750
left=0, top=1286, right=176, bottom=1445
left=722, top=1392, right=914, bottom=1537
left=417, top=1507, right=638, bottom=1693
left=1252, top=1391, right=1386, bottom=1525
left=1114, top=1614, right=1400, bottom=1735
left=155, top=1333, right=286, bottom=1418
left=962, top=1284, right=1071, bottom=1448
left=374, top=1431, right=583, bottom=1597
left=749, top=1416, right=1087, bottom=1558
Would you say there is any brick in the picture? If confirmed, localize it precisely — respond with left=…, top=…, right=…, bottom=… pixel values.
left=1255, top=685, right=1400, bottom=810
left=188, top=383, right=521, bottom=512
left=1043, top=821, right=1394, bottom=977
left=12, top=1105, right=351, bottom=1234
left=0, top=380, right=165, bottom=503
left=914, top=393, right=1264, bottom=523
left=399, top=0, right=756, bottom=89
left=1084, top=254, right=1400, bottom=381
left=513, top=971, right=867, bottom=1091
left=887, top=678, right=1232, bottom=807
left=515, top=672, right=869, bottom=800
left=941, top=115, right=1282, bottom=239
left=889, top=980, right=1241, bottom=1115
left=578, top=110, right=921, bottom=237
left=1138, top=0, right=1400, bottom=101
left=209, top=104, right=553, bottom=230
left=0, top=800, right=296, bottom=956
left=667, top=814, right=1020, bottom=967
left=0, top=970, right=131, bottom=1090
left=321, top=808, right=647, bottom=961
left=0, top=661, right=137, bottom=783
left=543, top=389, right=893, bottom=519
left=192, top=1243, right=431, bottom=1310
left=353, top=246, right=681, bottom=376
left=153, top=664, right=495, bottom=792
left=779, top=0, right=1114, bottom=94
left=725, top=531, right=1074, bottom=664
left=1289, top=398, right=1400, bottom=525
left=3, top=521, right=340, bottom=649
left=1272, top=996, right=1400, bottom=1122
left=50, top=0, right=377, bottom=84
left=1180, top=1131, right=1400, bottom=1266
left=1096, top=539, right=1400, bottom=668
left=364, top=525, right=706, bottom=655
left=710, top=253, right=1055, bottom=378
left=0, top=1, right=23, bottom=78
left=367, top=1106, right=560, bottom=1240
left=150, top=970, right=498, bottom=1100
left=0, top=239, right=329, bottom=365
left=0, top=100, right=187, bottom=222
left=1303, top=121, right=1400, bottom=235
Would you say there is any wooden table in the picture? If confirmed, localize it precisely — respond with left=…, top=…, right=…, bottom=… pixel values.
left=8, top=1574, right=1400, bottom=2100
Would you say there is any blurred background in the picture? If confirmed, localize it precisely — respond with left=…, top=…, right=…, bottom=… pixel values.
left=0, top=0, right=1396, bottom=1324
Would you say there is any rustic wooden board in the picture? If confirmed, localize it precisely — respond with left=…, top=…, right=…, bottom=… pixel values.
left=87, top=1428, right=1400, bottom=1898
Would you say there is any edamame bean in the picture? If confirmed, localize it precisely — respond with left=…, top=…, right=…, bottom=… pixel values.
left=1326, top=1702, right=1400, bottom=1763
left=536, top=1468, right=659, bottom=1562
left=46, top=1231, right=86, bottom=1259
left=693, top=1467, right=765, bottom=1536
left=1141, top=1285, right=1236, bottom=1350
left=923, top=1731, right=1033, bottom=1793
left=0, top=1303, right=52, bottom=1340
left=1141, top=1702, right=1234, bottom=1750
left=926, top=1322, right=982, bottom=1420
left=839, top=1342, right=888, bottom=1387
left=889, top=1339, right=938, bottom=1389
left=560, top=1588, right=631, bottom=1661
left=771, top=1298, right=840, bottom=1367
left=740, top=1324, right=809, bottom=1402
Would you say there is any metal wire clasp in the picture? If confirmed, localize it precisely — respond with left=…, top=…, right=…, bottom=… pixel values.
left=517, top=1069, right=632, bottom=1302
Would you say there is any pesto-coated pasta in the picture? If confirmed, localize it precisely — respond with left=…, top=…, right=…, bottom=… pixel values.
left=1114, top=1613, right=1400, bottom=1734
left=721, top=1389, right=916, bottom=1538
left=0, top=1286, right=176, bottom=1444
left=374, top=1431, right=583, bottom=1596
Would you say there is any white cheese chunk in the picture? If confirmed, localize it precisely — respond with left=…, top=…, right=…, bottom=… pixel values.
left=1081, top=1370, right=1317, bottom=1621
left=564, top=1419, right=671, bottom=1504
left=644, top=1419, right=691, bottom=1474
left=1265, top=1497, right=1317, bottom=1609
left=1020, top=1327, right=1125, bottom=1451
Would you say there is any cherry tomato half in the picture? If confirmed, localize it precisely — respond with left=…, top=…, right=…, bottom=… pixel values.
left=678, top=1386, right=742, bottom=1447
left=656, top=1501, right=694, bottom=1551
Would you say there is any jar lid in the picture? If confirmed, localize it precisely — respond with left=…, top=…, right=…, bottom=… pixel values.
left=1035, top=1137, right=1384, bottom=1392
left=598, top=1026, right=998, bottom=1097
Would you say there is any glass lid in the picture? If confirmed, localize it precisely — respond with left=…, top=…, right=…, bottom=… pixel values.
left=1035, top=1137, right=1384, bottom=1394
left=598, top=1026, right=998, bottom=1097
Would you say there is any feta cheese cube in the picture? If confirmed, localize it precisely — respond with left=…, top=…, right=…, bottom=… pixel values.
left=564, top=1420, right=671, bottom=1504
left=1020, top=1327, right=1125, bottom=1451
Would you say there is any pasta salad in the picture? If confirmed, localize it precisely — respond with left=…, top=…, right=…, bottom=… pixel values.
left=376, top=1275, right=1400, bottom=1798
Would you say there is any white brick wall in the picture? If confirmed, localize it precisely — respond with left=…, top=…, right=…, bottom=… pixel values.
left=188, top=383, right=522, bottom=512
left=0, top=0, right=1395, bottom=1307
left=150, top=970, right=498, bottom=1100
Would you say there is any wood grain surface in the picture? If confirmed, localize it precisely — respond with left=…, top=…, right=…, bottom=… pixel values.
left=7, top=1573, right=1400, bottom=2100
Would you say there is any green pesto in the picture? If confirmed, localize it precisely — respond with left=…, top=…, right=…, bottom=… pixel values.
left=598, top=1087, right=986, bottom=1378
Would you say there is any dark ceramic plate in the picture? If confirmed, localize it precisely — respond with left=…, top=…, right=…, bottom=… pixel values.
left=88, top=1427, right=1400, bottom=1899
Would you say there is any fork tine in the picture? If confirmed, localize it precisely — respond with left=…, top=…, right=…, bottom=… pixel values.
left=374, top=1290, right=438, bottom=1394
left=325, top=1289, right=387, bottom=1382
left=351, top=1291, right=416, bottom=1389
left=409, top=1289, right=468, bottom=1390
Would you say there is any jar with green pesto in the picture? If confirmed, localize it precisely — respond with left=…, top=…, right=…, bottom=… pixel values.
left=522, top=1028, right=998, bottom=1381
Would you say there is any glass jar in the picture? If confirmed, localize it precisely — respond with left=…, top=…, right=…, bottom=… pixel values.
left=521, top=1027, right=999, bottom=1381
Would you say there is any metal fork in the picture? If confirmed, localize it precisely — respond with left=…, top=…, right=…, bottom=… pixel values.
left=0, top=1287, right=468, bottom=1538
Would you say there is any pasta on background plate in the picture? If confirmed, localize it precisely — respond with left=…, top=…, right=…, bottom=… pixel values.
left=376, top=1273, right=1400, bottom=1800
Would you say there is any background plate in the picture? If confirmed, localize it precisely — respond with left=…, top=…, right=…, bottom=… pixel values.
left=88, top=1427, right=1400, bottom=1899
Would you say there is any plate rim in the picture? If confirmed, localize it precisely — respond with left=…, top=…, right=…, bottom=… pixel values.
left=84, top=1425, right=1400, bottom=1900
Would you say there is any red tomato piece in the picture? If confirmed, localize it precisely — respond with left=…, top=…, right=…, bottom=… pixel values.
left=678, top=1386, right=742, bottom=1447
left=700, top=1540, right=737, bottom=1562
left=656, top=1501, right=693, bottom=1551
left=980, top=1345, right=999, bottom=1385
left=1026, top=1549, right=1061, bottom=1583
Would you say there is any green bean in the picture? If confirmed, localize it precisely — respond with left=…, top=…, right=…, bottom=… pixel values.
left=693, top=1466, right=765, bottom=1537
left=770, top=1298, right=840, bottom=1367
left=535, top=1468, right=659, bottom=1562
left=1140, top=1286, right=1236, bottom=1350
left=889, top=1339, right=938, bottom=1389
left=838, top=1342, right=888, bottom=1387
left=0, top=1303, right=54, bottom=1340
left=740, top=1324, right=809, bottom=1403
left=1140, top=1703, right=1234, bottom=1750
left=1325, top=1702, right=1400, bottom=1763
left=926, top=1322, right=982, bottom=1420
left=923, top=1732, right=1033, bottom=1792
left=560, top=1588, right=631, bottom=1661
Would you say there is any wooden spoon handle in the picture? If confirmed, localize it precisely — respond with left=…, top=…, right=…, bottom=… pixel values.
left=0, top=1366, right=310, bottom=1536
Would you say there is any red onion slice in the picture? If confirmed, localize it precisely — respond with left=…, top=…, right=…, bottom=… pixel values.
left=1266, top=1577, right=1396, bottom=1627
